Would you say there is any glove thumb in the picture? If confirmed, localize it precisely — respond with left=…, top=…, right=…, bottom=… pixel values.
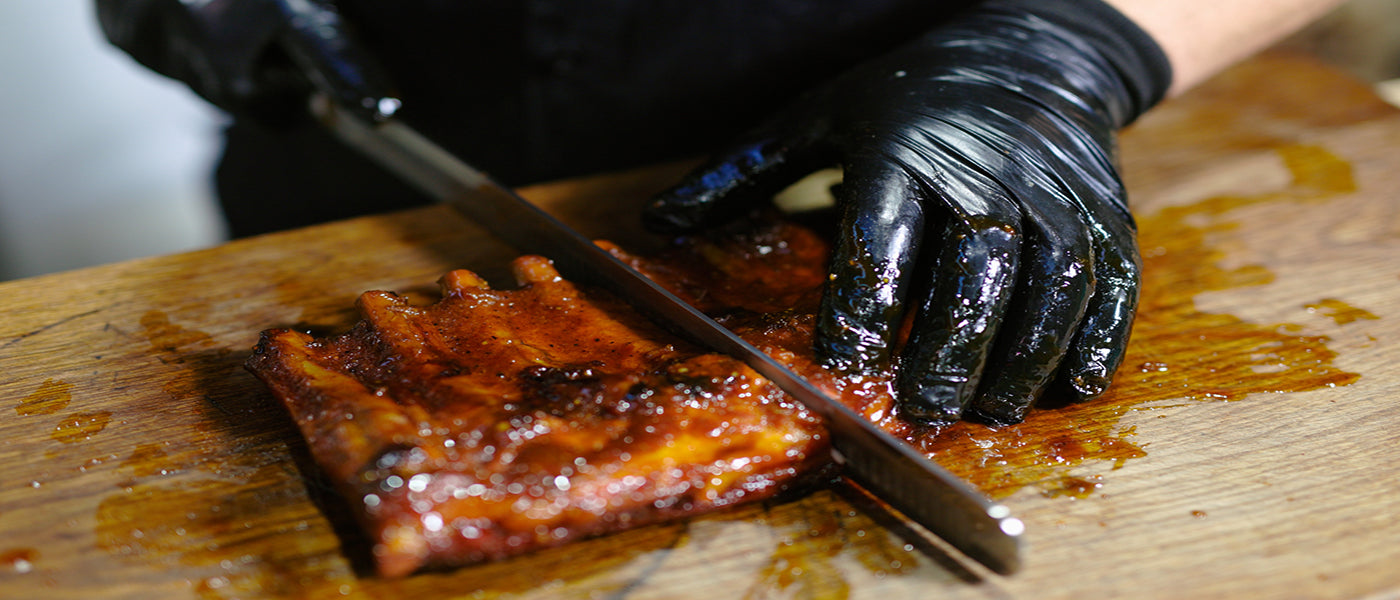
left=643, top=112, right=831, bottom=234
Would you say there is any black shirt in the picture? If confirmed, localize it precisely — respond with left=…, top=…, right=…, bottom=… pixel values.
left=216, top=1, right=975, bottom=236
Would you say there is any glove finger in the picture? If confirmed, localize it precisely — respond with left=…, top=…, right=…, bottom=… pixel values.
left=642, top=111, right=831, bottom=234
left=966, top=179, right=1094, bottom=426
left=814, top=155, right=925, bottom=373
left=1018, top=110, right=1141, bottom=402
left=894, top=163, right=1022, bottom=424
left=1049, top=167, right=1139, bottom=401
left=1054, top=224, right=1138, bottom=400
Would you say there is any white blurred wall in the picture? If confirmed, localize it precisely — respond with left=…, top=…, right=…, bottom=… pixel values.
left=0, top=0, right=227, bottom=281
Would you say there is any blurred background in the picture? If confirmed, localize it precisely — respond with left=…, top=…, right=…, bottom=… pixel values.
left=1, top=0, right=1398, bottom=281
left=0, top=1, right=226, bottom=280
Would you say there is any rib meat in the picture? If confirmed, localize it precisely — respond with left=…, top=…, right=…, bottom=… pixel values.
left=246, top=221, right=852, bottom=576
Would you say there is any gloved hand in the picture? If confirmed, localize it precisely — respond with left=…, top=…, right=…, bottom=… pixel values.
left=644, top=0, right=1171, bottom=425
left=96, top=0, right=398, bottom=126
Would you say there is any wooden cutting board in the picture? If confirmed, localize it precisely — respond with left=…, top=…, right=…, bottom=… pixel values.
left=3, top=51, right=1399, bottom=599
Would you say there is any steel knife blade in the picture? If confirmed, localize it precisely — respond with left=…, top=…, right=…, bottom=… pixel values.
left=311, top=94, right=1024, bottom=574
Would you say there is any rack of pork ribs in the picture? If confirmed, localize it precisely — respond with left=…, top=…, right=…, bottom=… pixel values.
left=247, top=215, right=916, bottom=577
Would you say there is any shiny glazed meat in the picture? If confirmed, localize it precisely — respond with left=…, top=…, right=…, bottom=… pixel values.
left=247, top=230, right=838, bottom=577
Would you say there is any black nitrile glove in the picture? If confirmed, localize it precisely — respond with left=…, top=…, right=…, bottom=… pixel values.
left=96, top=0, right=398, bottom=126
left=644, top=0, right=1171, bottom=425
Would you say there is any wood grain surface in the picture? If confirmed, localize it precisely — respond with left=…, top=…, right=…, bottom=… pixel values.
left=2, top=52, right=1399, bottom=599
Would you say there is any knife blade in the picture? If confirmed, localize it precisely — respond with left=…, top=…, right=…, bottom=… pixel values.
left=311, top=94, right=1025, bottom=574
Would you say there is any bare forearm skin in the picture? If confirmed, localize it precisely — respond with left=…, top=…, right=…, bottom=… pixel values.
left=1107, top=0, right=1351, bottom=96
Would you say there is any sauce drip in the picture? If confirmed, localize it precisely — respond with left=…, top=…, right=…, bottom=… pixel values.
left=1305, top=298, right=1380, bottom=325
left=16, top=379, right=72, bottom=416
left=50, top=411, right=112, bottom=444
left=1, top=548, right=37, bottom=574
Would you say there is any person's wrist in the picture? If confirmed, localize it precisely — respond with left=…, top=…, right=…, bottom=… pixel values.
left=973, top=0, right=1173, bottom=127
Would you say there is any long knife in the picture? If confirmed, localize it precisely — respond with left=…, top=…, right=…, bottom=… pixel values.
left=311, top=94, right=1024, bottom=575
